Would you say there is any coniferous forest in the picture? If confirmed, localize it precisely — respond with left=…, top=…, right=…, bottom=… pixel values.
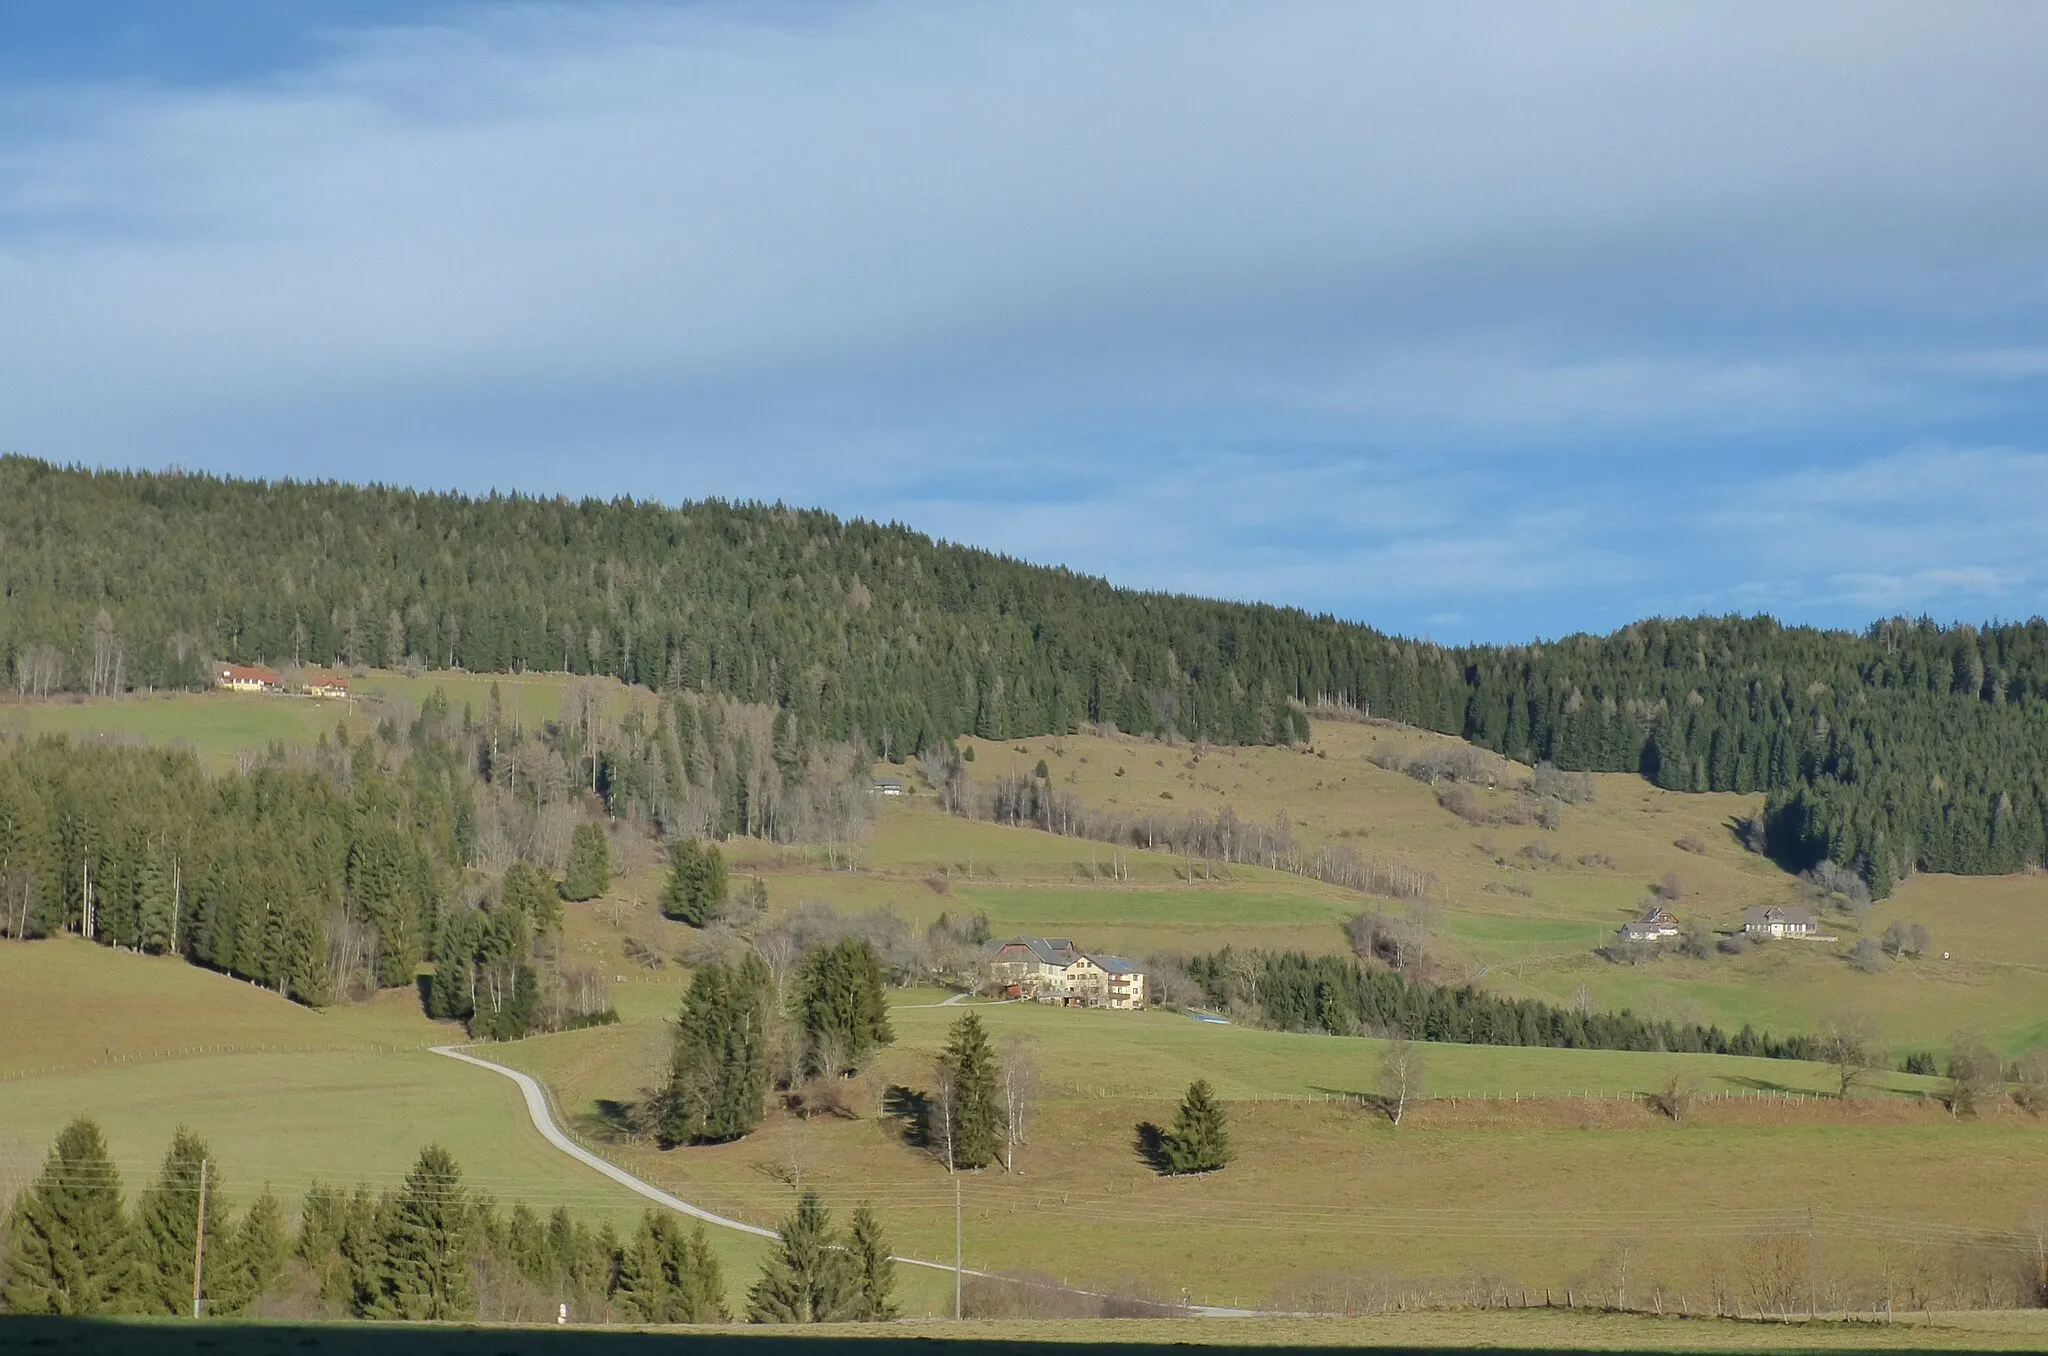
left=4, top=456, right=2048, bottom=891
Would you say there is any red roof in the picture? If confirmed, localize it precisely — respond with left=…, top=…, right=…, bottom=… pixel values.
left=219, top=664, right=280, bottom=684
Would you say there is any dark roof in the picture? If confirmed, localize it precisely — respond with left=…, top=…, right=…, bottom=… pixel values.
left=1088, top=954, right=1141, bottom=974
left=982, top=937, right=1079, bottom=967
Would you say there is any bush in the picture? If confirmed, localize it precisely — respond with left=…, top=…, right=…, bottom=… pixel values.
left=1901, top=1051, right=1938, bottom=1077
left=1717, top=932, right=1751, bottom=956
left=1673, top=834, right=1708, bottom=855
left=1437, top=784, right=1486, bottom=825
left=1530, top=761, right=1596, bottom=804
left=1847, top=938, right=1888, bottom=974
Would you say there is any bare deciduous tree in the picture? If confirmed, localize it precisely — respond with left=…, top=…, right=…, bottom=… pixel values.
left=1378, top=1034, right=1427, bottom=1127
left=997, top=1035, right=1039, bottom=1173
left=1821, top=1016, right=1877, bottom=1098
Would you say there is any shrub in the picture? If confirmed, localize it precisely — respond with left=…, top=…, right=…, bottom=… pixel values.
left=1673, top=834, right=1708, bottom=855
left=1437, top=784, right=1486, bottom=824
left=1847, top=938, right=1888, bottom=974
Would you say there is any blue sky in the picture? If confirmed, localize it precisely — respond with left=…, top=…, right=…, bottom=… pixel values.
left=2, top=3, right=2045, bottom=643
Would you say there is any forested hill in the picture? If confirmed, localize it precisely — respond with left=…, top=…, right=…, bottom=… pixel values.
left=5, top=456, right=2048, bottom=890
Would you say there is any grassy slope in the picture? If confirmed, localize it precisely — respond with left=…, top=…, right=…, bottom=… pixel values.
left=0, top=942, right=780, bottom=1313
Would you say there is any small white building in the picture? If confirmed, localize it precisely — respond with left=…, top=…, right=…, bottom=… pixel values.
left=1743, top=905, right=1819, bottom=939
left=870, top=777, right=906, bottom=796
left=1619, top=907, right=1681, bottom=943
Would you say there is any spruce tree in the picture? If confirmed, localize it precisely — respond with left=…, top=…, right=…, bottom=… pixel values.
left=793, top=938, right=895, bottom=1075
left=135, top=1126, right=230, bottom=1315
left=561, top=822, right=612, bottom=902
left=381, top=1145, right=475, bottom=1320
left=2, top=1117, right=133, bottom=1314
left=940, top=1012, right=999, bottom=1169
left=672, top=1222, right=728, bottom=1323
left=1163, top=1079, right=1231, bottom=1174
left=212, top=1187, right=288, bottom=1317
left=613, top=1210, right=669, bottom=1321
left=661, top=956, right=771, bottom=1144
left=846, top=1204, right=898, bottom=1321
left=659, top=838, right=727, bottom=926
left=745, top=1190, right=855, bottom=1323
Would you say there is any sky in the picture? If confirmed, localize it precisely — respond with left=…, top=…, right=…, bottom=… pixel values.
left=2, top=3, right=2045, bottom=644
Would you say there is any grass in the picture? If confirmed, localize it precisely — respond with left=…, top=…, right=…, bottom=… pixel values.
left=12, top=1309, right=2048, bottom=1353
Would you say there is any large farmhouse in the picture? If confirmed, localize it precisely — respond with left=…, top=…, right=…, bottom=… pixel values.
left=216, top=663, right=280, bottom=693
left=1618, top=906, right=1681, bottom=944
left=981, top=936, right=1145, bottom=1010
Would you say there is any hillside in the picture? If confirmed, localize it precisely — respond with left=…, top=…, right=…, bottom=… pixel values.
left=4, top=457, right=2048, bottom=890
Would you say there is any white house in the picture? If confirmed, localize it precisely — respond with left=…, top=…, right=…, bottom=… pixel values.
left=1743, top=905, right=1819, bottom=939
left=1619, top=907, right=1681, bottom=943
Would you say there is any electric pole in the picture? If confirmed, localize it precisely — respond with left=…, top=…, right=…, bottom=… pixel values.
left=191, top=1158, right=210, bottom=1319
left=954, top=1174, right=963, bottom=1321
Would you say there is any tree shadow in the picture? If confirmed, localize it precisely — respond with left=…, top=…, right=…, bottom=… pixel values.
left=413, top=972, right=435, bottom=1016
left=1133, top=1121, right=1171, bottom=1173
left=883, top=1085, right=930, bottom=1146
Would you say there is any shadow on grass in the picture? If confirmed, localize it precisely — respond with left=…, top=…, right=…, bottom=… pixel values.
left=1133, top=1121, right=1170, bottom=1173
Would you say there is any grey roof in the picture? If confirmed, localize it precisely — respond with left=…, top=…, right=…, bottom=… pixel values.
left=983, top=936, right=1079, bottom=967
left=1743, top=905, right=1817, bottom=926
left=1088, top=954, right=1142, bottom=974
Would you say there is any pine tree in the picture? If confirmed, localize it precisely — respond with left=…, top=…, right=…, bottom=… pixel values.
left=846, top=1205, right=898, bottom=1321
left=212, top=1187, right=288, bottom=1317
left=613, top=1210, right=669, bottom=1321
left=745, top=1190, right=855, bottom=1323
left=940, top=1012, right=999, bottom=1170
left=659, top=838, right=727, bottom=926
left=672, top=1222, right=728, bottom=1323
left=135, top=1126, right=230, bottom=1315
left=3, top=1117, right=134, bottom=1314
left=1163, top=1079, right=1231, bottom=1174
left=381, top=1144, right=476, bottom=1320
left=793, top=938, right=895, bottom=1076
left=661, top=956, right=771, bottom=1144
left=561, top=822, right=612, bottom=902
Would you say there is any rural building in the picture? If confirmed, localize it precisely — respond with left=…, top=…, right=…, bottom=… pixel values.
left=216, top=663, right=280, bottom=693
left=1619, top=906, right=1681, bottom=943
left=1070, top=954, right=1146, bottom=1009
left=870, top=777, right=905, bottom=796
left=983, top=937, right=1080, bottom=998
left=1742, top=905, right=1819, bottom=939
left=304, top=671, right=351, bottom=699
left=981, top=937, right=1143, bottom=1008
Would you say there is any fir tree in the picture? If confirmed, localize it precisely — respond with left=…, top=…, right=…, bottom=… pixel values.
left=212, top=1188, right=288, bottom=1317
left=381, top=1145, right=475, bottom=1320
left=561, top=822, right=612, bottom=902
left=940, top=1012, right=999, bottom=1170
left=1163, top=1079, right=1231, bottom=1174
left=793, top=937, right=895, bottom=1076
left=613, top=1210, right=669, bottom=1321
left=745, top=1191, right=855, bottom=1323
left=846, top=1205, right=898, bottom=1321
left=135, top=1126, right=230, bottom=1315
left=3, top=1117, right=134, bottom=1314
left=671, top=1222, right=728, bottom=1323
left=659, top=838, right=727, bottom=926
left=661, top=956, right=771, bottom=1144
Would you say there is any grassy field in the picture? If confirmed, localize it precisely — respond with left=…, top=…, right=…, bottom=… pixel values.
left=0, top=943, right=787, bottom=1314
left=11, top=1309, right=2048, bottom=1354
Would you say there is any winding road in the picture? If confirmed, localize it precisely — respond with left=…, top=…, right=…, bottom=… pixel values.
left=430, top=1044, right=1262, bottom=1317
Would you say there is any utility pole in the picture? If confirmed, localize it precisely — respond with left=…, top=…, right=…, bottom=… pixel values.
left=954, top=1174, right=963, bottom=1321
left=191, top=1158, right=210, bottom=1319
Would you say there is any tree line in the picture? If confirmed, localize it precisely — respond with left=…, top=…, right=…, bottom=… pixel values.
left=4, top=458, right=2045, bottom=891
left=2, top=1118, right=897, bottom=1324
left=1189, top=947, right=1824, bottom=1061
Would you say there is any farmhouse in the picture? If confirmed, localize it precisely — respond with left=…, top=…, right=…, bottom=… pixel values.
left=216, top=663, right=280, bottom=693
left=1743, top=905, right=1820, bottom=939
left=1069, top=953, right=1146, bottom=1010
left=1619, top=906, right=1681, bottom=943
left=982, top=936, right=1079, bottom=998
left=981, top=937, right=1144, bottom=1009
left=304, top=671, right=351, bottom=699
left=870, top=777, right=905, bottom=796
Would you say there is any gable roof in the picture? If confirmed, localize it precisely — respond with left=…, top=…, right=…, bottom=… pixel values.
left=1087, top=954, right=1141, bottom=974
left=982, top=936, right=1079, bottom=967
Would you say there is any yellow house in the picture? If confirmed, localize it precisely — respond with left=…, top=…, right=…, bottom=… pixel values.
left=1067, top=954, right=1146, bottom=1010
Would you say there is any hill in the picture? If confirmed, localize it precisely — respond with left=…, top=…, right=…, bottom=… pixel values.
left=4, top=457, right=2048, bottom=890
